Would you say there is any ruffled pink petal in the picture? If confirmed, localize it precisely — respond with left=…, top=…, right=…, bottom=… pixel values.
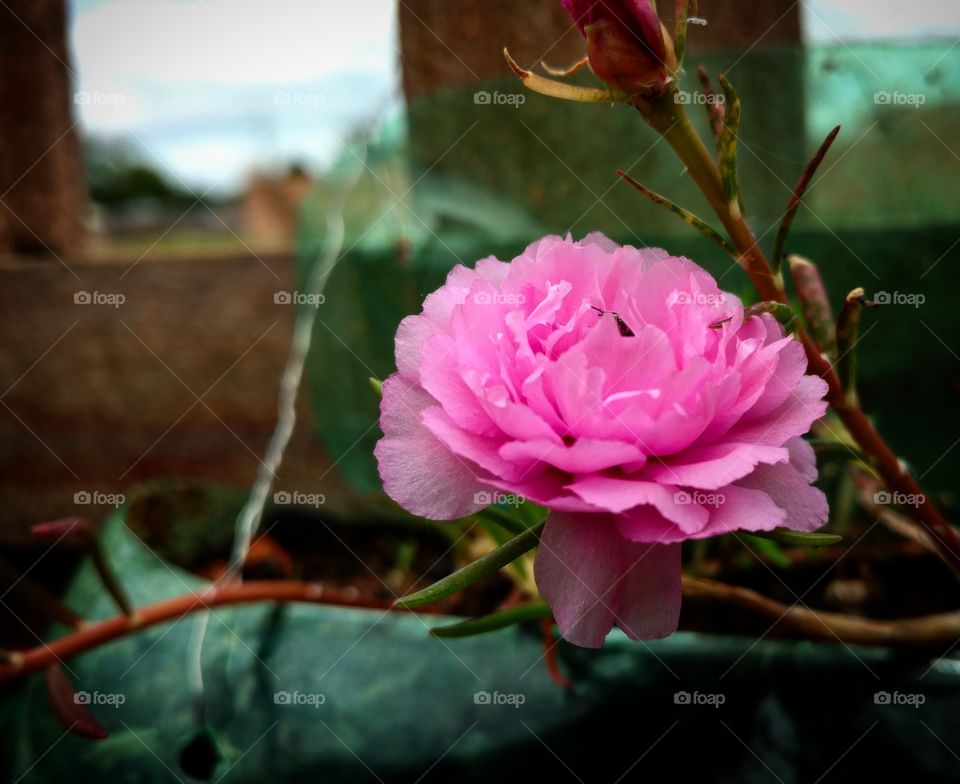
left=737, top=438, right=828, bottom=532
left=642, top=442, right=790, bottom=490
left=375, top=375, right=488, bottom=519
left=567, top=475, right=708, bottom=532
left=726, top=375, right=828, bottom=446
left=697, top=484, right=787, bottom=538
left=499, top=437, right=645, bottom=474
left=535, top=512, right=681, bottom=647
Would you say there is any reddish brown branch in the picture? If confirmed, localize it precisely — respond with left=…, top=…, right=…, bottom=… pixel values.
left=683, top=575, right=960, bottom=648
left=0, top=581, right=436, bottom=685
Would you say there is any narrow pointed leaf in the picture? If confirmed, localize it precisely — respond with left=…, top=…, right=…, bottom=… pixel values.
left=90, top=542, right=135, bottom=617
left=476, top=506, right=528, bottom=536
left=617, top=170, right=734, bottom=254
left=504, top=48, right=629, bottom=103
left=717, top=74, right=743, bottom=220
left=836, top=287, right=874, bottom=405
left=697, top=66, right=725, bottom=150
left=369, top=376, right=383, bottom=396
left=431, top=603, right=552, bottom=638
left=747, top=528, right=842, bottom=547
left=46, top=663, right=109, bottom=740
left=772, top=126, right=841, bottom=274
left=788, top=255, right=837, bottom=358
left=396, top=521, right=545, bottom=608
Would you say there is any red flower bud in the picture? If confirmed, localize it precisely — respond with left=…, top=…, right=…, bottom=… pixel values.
left=562, top=0, right=673, bottom=95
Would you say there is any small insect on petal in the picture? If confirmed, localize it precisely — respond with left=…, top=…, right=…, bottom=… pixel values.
left=591, top=305, right=635, bottom=337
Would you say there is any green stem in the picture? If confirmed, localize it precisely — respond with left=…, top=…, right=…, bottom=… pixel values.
left=636, top=87, right=960, bottom=574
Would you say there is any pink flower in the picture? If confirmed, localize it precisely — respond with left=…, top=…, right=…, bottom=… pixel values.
left=561, top=0, right=671, bottom=95
left=376, top=235, right=829, bottom=647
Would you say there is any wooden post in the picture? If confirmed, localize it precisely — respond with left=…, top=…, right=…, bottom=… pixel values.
left=0, top=0, right=86, bottom=255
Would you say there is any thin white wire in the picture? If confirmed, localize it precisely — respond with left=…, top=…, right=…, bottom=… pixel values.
left=186, top=142, right=368, bottom=717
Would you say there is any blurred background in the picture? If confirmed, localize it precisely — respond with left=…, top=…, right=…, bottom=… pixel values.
left=2, top=1, right=960, bottom=781
left=1, top=0, right=958, bottom=529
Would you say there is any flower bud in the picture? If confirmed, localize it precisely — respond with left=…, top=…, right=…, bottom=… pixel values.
left=562, top=0, right=674, bottom=95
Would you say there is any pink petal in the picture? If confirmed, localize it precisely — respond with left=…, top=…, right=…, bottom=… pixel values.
left=500, top=437, right=646, bottom=474
left=643, top=442, right=790, bottom=490
left=375, top=375, right=487, bottom=519
left=567, top=475, right=708, bottom=532
left=737, top=438, right=828, bottom=532
left=534, top=512, right=681, bottom=647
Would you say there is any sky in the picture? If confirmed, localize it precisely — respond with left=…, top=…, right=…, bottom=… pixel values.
left=67, top=0, right=960, bottom=192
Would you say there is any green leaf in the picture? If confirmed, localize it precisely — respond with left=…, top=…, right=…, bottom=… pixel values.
left=835, top=288, right=875, bottom=406
left=745, top=537, right=791, bottom=569
left=617, top=170, right=734, bottom=255
left=430, top=603, right=552, bottom=638
left=395, top=522, right=545, bottom=608
left=743, top=300, right=796, bottom=326
left=369, top=377, right=383, bottom=396
left=772, top=126, right=841, bottom=275
left=476, top=506, right=528, bottom=536
left=746, top=528, right=842, bottom=548
left=717, top=74, right=743, bottom=220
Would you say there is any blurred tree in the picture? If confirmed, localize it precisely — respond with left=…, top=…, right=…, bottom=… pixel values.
left=84, top=138, right=198, bottom=214
left=0, top=0, right=85, bottom=255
